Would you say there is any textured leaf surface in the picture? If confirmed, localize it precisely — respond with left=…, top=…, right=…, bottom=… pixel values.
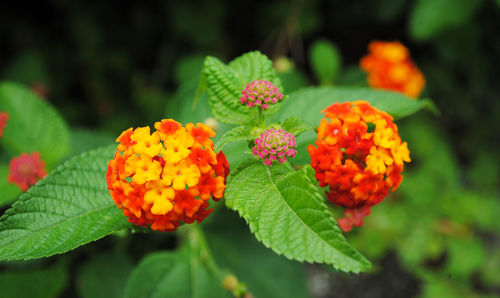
left=225, top=160, right=371, bottom=273
left=203, top=56, right=250, bottom=125
left=0, top=82, right=71, bottom=168
left=214, top=126, right=252, bottom=152
left=124, top=246, right=230, bottom=298
left=281, top=116, right=314, bottom=137
left=203, top=51, right=282, bottom=125
left=228, top=51, right=282, bottom=91
left=0, top=145, right=131, bottom=261
left=272, top=87, right=432, bottom=126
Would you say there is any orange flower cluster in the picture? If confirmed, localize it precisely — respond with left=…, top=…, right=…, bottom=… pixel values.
left=360, top=41, right=425, bottom=99
left=308, top=101, right=410, bottom=209
left=0, top=112, right=8, bottom=138
left=106, top=119, right=229, bottom=232
left=8, top=152, right=47, bottom=191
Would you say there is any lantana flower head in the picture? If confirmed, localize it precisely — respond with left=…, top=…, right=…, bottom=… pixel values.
left=252, top=129, right=297, bottom=166
left=106, top=119, right=230, bottom=232
left=240, top=80, right=283, bottom=110
left=360, top=41, right=425, bottom=99
left=8, top=152, right=47, bottom=191
left=308, top=101, right=410, bottom=210
left=0, top=112, right=8, bottom=138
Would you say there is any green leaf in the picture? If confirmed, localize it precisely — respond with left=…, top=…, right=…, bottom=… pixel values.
left=206, top=211, right=311, bottom=298
left=3, top=51, right=50, bottom=86
left=445, top=236, right=486, bottom=280
left=409, top=0, right=485, bottom=41
left=281, top=116, right=315, bottom=137
left=214, top=126, right=252, bottom=152
left=309, top=39, right=342, bottom=85
left=337, top=66, right=368, bottom=87
left=0, top=164, right=21, bottom=207
left=225, top=160, right=371, bottom=273
left=273, top=87, right=432, bottom=127
left=124, top=246, right=231, bottom=298
left=396, top=222, right=444, bottom=268
left=479, top=249, right=500, bottom=287
left=278, top=70, right=308, bottom=93
left=0, top=262, right=68, bottom=298
left=203, top=56, right=252, bottom=125
left=0, top=82, right=71, bottom=168
left=166, top=77, right=212, bottom=122
left=77, top=252, right=134, bottom=298
left=70, top=129, right=114, bottom=157
left=228, top=51, right=282, bottom=92
left=419, top=271, right=478, bottom=298
left=222, top=141, right=252, bottom=171
left=202, top=51, right=282, bottom=125
left=0, top=145, right=131, bottom=261
left=174, top=54, right=206, bottom=84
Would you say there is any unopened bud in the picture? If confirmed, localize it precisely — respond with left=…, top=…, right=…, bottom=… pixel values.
left=274, top=56, right=293, bottom=73
left=203, top=117, right=219, bottom=132
left=240, top=80, right=283, bottom=110
left=222, top=274, right=238, bottom=292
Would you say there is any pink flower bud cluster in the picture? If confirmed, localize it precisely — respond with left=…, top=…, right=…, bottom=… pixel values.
left=240, top=80, right=283, bottom=110
left=253, top=129, right=297, bottom=166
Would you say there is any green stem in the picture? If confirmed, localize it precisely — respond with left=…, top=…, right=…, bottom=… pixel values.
left=186, top=224, right=247, bottom=297
left=188, top=224, right=221, bottom=277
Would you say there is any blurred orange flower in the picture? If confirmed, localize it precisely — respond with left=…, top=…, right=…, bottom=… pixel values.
left=360, top=41, right=425, bottom=99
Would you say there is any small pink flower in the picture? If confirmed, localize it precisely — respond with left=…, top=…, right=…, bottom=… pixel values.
left=253, top=129, right=297, bottom=166
left=0, top=112, right=8, bottom=138
left=240, top=80, right=283, bottom=110
left=8, top=152, right=47, bottom=191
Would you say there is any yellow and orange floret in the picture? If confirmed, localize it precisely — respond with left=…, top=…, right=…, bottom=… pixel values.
left=106, top=119, right=229, bottom=232
left=308, top=101, right=410, bottom=210
left=360, top=41, right=425, bottom=99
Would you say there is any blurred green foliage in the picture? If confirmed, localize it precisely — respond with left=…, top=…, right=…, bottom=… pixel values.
left=309, top=40, right=342, bottom=85
left=0, top=0, right=499, bottom=297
